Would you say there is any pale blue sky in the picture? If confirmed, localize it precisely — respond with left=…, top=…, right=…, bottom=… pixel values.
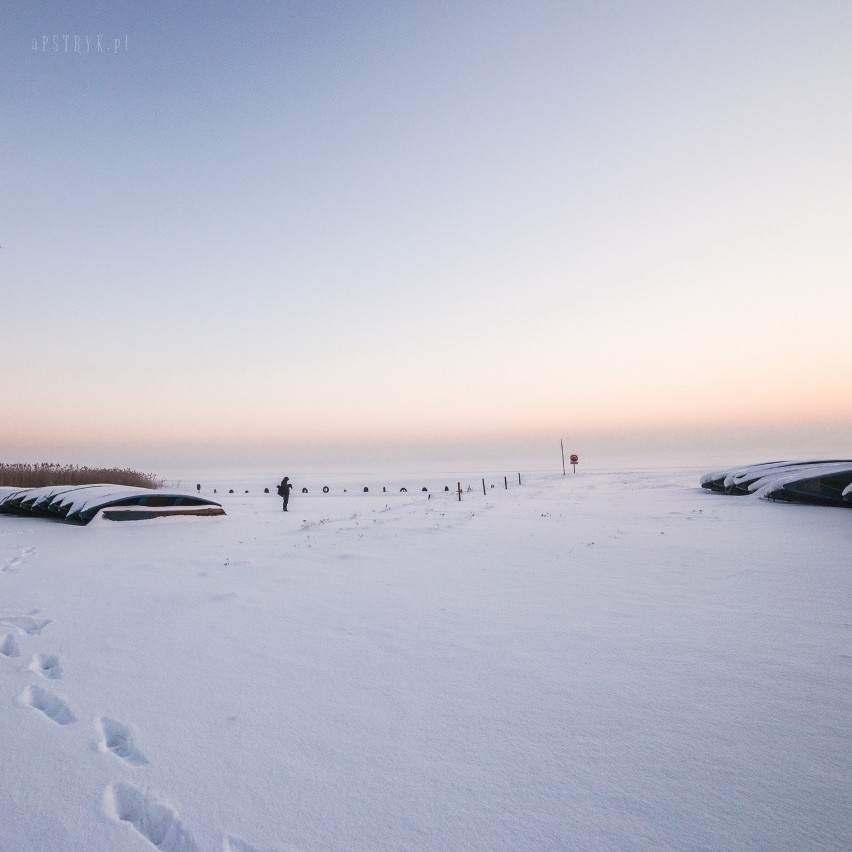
left=2, top=1, right=850, bottom=471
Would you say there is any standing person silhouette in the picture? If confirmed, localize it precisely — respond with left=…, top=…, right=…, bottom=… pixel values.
left=277, top=476, right=292, bottom=512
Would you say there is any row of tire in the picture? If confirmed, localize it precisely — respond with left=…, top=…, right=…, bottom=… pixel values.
left=218, top=487, right=437, bottom=494
left=278, top=486, right=442, bottom=494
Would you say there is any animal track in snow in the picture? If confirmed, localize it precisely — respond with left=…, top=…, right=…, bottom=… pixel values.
left=104, top=783, right=199, bottom=851
left=0, top=633, right=20, bottom=657
left=29, top=652, right=62, bottom=679
left=96, top=716, right=148, bottom=765
left=22, top=684, right=75, bottom=725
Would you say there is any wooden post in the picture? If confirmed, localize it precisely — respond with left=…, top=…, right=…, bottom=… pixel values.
left=457, top=481, right=462, bottom=501
left=518, top=472, right=521, bottom=485
left=504, top=475, right=507, bottom=489
left=561, top=439, right=566, bottom=475
left=482, top=478, right=486, bottom=495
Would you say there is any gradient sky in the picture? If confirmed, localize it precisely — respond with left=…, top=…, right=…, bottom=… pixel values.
left=1, top=1, right=850, bottom=471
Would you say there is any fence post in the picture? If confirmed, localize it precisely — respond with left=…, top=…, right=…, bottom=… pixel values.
left=457, top=482, right=462, bottom=501
left=518, top=472, right=521, bottom=485
left=482, top=478, right=486, bottom=495
left=504, top=475, right=507, bottom=489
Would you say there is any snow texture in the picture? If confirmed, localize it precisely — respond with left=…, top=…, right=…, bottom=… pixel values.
left=0, top=469, right=849, bottom=850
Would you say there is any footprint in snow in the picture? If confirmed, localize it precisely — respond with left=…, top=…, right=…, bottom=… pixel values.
left=21, top=684, right=75, bottom=725
left=29, top=652, right=62, bottom=679
left=210, top=592, right=238, bottom=602
left=224, top=836, right=296, bottom=852
left=224, top=838, right=262, bottom=852
left=0, top=614, right=52, bottom=635
left=103, top=783, right=199, bottom=852
left=96, top=716, right=148, bottom=766
left=0, top=545, right=35, bottom=573
left=0, top=633, right=20, bottom=657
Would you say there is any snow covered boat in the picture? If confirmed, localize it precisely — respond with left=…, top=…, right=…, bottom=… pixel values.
left=700, top=460, right=852, bottom=495
left=761, top=466, right=852, bottom=508
left=0, top=484, right=225, bottom=525
left=700, top=461, right=790, bottom=493
left=701, top=461, right=852, bottom=508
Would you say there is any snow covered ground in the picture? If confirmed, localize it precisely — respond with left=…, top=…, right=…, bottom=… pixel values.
left=1, top=468, right=849, bottom=851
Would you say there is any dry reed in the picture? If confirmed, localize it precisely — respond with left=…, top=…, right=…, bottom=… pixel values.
left=0, top=463, right=163, bottom=489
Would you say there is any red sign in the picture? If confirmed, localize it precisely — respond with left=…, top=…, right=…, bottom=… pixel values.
left=570, top=454, right=579, bottom=463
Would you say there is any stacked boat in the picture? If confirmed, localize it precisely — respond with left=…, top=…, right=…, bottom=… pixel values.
left=0, top=484, right=225, bottom=525
left=700, top=460, right=852, bottom=508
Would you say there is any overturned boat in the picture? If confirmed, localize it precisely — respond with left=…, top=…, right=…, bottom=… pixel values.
left=700, top=460, right=852, bottom=495
left=0, top=484, right=225, bottom=525
left=760, top=466, right=852, bottom=508
left=700, top=461, right=852, bottom=508
left=700, top=460, right=792, bottom=494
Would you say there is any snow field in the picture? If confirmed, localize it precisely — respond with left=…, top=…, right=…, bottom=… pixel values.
left=0, top=470, right=849, bottom=850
